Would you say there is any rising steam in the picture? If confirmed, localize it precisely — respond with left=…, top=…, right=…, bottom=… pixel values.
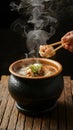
left=10, top=0, right=58, bottom=57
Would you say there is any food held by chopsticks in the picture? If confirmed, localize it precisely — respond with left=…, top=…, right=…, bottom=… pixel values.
left=39, top=45, right=56, bottom=58
left=39, top=41, right=68, bottom=58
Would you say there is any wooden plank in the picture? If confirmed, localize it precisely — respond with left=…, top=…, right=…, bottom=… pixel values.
left=0, top=76, right=9, bottom=104
left=7, top=103, right=19, bottom=130
left=24, top=116, right=33, bottom=130
left=64, top=76, right=73, bottom=130
left=0, top=83, right=9, bottom=125
left=0, top=75, right=19, bottom=130
left=0, top=75, right=9, bottom=86
left=0, top=95, right=14, bottom=129
left=0, top=83, right=4, bottom=104
left=57, top=80, right=66, bottom=130
left=49, top=107, right=58, bottom=130
left=16, top=113, right=25, bottom=130
left=0, top=83, right=6, bottom=100
left=32, top=118, right=42, bottom=130
left=41, top=116, right=50, bottom=130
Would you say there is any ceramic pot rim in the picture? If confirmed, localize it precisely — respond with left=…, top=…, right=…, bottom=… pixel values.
left=9, top=58, right=63, bottom=79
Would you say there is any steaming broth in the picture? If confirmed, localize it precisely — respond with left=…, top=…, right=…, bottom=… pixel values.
left=17, top=63, right=58, bottom=77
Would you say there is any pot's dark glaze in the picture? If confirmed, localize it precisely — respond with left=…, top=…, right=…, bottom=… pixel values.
left=8, top=58, right=64, bottom=116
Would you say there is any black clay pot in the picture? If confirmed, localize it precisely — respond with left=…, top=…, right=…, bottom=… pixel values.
left=8, top=58, right=64, bottom=116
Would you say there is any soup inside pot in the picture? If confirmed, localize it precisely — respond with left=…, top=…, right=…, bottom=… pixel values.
left=16, top=62, right=58, bottom=77
left=9, top=58, right=62, bottom=78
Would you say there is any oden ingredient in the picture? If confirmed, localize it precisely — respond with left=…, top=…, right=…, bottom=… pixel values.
left=39, top=45, right=56, bottom=58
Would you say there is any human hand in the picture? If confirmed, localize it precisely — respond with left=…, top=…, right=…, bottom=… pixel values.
left=61, top=31, right=73, bottom=52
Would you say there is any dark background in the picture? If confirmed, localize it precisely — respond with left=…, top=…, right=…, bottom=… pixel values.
left=0, top=0, right=73, bottom=78
left=0, top=0, right=27, bottom=76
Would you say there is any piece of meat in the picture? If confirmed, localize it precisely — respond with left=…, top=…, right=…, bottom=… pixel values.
left=39, top=45, right=56, bottom=58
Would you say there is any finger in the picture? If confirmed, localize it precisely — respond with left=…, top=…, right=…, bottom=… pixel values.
left=61, top=37, right=69, bottom=43
left=68, top=46, right=73, bottom=52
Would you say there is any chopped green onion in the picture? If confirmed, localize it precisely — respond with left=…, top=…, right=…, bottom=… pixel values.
left=29, top=63, right=42, bottom=73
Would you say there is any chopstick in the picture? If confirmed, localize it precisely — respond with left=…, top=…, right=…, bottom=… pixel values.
left=48, top=41, right=61, bottom=46
left=52, top=42, right=68, bottom=52
left=47, top=40, right=68, bottom=53
left=53, top=43, right=65, bottom=51
left=39, top=41, right=68, bottom=58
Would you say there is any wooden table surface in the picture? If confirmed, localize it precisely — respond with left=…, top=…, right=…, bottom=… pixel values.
left=0, top=75, right=73, bottom=130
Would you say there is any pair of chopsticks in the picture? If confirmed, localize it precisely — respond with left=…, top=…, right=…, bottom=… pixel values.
left=48, top=41, right=68, bottom=52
